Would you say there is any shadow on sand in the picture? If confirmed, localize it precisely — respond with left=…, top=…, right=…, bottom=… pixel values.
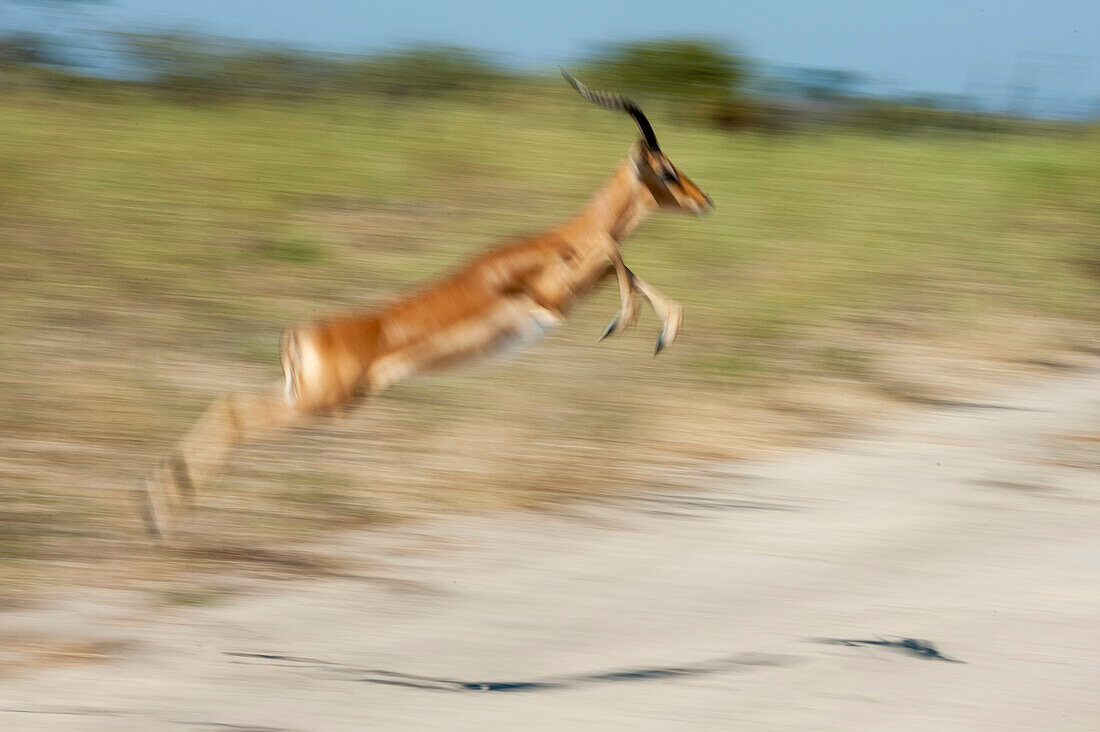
left=811, top=637, right=965, bottom=663
left=225, top=651, right=797, bottom=693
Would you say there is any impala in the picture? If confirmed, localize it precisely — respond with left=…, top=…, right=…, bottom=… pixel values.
left=139, top=70, right=713, bottom=537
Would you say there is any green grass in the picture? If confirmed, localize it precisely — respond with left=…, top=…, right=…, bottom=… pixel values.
left=0, top=83, right=1098, bottom=580
left=2, top=90, right=1097, bottom=342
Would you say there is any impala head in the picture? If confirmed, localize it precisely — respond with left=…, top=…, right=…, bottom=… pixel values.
left=562, top=69, right=713, bottom=215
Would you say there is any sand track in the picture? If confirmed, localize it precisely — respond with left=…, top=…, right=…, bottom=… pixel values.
left=1, top=365, right=1098, bottom=730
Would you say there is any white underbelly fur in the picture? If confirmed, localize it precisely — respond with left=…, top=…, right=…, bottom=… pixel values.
left=491, top=308, right=559, bottom=361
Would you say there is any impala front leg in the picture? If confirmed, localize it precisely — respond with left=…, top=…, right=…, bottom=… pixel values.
left=631, top=273, right=683, bottom=356
left=596, top=246, right=683, bottom=355
left=597, top=247, right=642, bottom=342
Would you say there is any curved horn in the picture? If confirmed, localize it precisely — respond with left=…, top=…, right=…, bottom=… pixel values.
left=561, top=68, right=660, bottom=151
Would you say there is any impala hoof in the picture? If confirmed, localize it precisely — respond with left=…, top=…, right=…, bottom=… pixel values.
left=654, top=305, right=682, bottom=357
left=136, top=479, right=168, bottom=541
left=598, top=313, right=621, bottom=343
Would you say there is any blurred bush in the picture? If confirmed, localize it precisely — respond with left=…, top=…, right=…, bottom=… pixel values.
left=107, top=32, right=512, bottom=102
left=581, top=38, right=746, bottom=103
left=0, top=32, right=62, bottom=68
left=579, top=38, right=770, bottom=130
left=845, top=99, right=1017, bottom=134
left=348, top=46, right=514, bottom=99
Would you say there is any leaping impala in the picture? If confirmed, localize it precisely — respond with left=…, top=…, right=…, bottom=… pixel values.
left=139, top=70, right=713, bottom=537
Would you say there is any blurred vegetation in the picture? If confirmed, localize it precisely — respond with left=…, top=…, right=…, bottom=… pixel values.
left=104, top=33, right=749, bottom=107
left=0, top=32, right=65, bottom=68
left=0, top=34, right=1098, bottom=592
left=5, top=29, right=1088, bottom=134
left=582, top=38, right=746, bottom=100
left=846, top=100, right=1018, bottom=134
left=105, top=32, right=514, bottom=101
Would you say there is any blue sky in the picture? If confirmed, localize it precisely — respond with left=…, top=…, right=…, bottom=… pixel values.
left=6, top=0, right=1099, bottom=114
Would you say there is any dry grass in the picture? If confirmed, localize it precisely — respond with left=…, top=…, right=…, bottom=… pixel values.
left=0, top=637, right=133, bottom=679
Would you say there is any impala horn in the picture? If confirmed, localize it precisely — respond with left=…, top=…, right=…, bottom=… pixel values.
left=561, top=68, right=660, bottom=152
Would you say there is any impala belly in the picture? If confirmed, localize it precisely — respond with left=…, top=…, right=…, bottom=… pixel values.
left=489, top=303, right=560, bottom=361
left=367, top=297, right=556, bottom=388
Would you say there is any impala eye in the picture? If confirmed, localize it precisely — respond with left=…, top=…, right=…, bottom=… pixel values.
left=660, top=168, right=679, bottom=183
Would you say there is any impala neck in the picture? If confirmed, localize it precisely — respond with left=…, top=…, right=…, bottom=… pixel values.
left=572, top=157, right=656, bottom=243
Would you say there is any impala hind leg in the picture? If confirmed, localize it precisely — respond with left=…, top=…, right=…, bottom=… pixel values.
left=138, top=383, right=304, bottom=539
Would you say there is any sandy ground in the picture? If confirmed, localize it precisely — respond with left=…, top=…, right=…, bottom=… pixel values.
left=1, top=364, right=1098, bottom=731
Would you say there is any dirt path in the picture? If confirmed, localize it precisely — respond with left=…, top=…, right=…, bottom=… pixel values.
left=2, top=365, right=1099, bottom=730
